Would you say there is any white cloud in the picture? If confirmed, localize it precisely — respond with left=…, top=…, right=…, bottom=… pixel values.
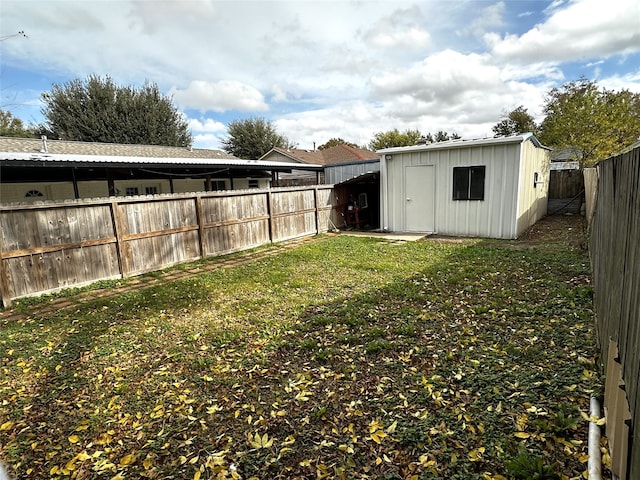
left=171, top=80, right=268, bottom=113
left=188, top=118, right=226, bottom=134
left=361, top=6, right=431, bottom=50
left=467, top=1, right=505, bottom=38
left=192, top=133, right=225, bottom=150
left=486, top=0, right=640, bottom=63
left=599, top=70, right=640, bottom=93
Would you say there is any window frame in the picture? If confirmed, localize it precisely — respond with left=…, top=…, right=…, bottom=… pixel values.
left=452, top=166, right=486, bottom=201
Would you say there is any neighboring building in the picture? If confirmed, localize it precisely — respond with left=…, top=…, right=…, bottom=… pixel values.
left=378, top=133, right=551, bottom=239
left=260, top=144, right=378, bottom=186
left=0, top=137, right=322, bottom=204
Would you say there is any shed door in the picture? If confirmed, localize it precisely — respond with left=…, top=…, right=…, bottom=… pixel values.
left=404, top=165, right=435, bottom=232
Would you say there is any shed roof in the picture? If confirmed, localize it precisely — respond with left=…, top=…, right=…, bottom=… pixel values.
left=377, top=133, right=550, bottom=155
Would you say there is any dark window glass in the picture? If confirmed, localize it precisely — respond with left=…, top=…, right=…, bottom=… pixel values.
left=453, top=166, right=485, bottom=200
left=469, top=166, right=485, bottom=200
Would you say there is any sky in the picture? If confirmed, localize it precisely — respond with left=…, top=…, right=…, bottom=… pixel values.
left=1, top=0, right=639, bottom=151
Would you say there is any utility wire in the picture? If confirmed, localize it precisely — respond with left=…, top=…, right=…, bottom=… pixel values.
left=0, top=31, right=28, bottom=42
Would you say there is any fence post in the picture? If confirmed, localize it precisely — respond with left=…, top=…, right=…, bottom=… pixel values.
left=266, top=189, right=274, bottom=243
left=110, top=200, right=129, bottom=278
left=314, top=187, right=320, bottom=235
left=195, top=195, right=206, bottom=258
left=0, top=224, right=12, bottom=308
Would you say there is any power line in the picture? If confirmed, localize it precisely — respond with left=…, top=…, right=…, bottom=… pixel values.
left=0, top=31, right=28, bottom=42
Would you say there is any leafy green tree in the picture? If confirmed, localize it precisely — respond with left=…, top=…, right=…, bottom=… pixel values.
left=369, top=128, right=422, bottom=150
left=539, top=78, right=640, bottom=167
left=317, top=138, right=359, bottom=150
left=431, top=130, right=461, bottom=142
left=0, top=109, right=36, bottom=137
left=40, top=75, right=192, bottom=147
left=492, top=105, right=538, bottom=136
left=221, top=117, right=292, bottom=159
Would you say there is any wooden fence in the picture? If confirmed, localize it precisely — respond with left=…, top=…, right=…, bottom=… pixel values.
left=0, top=186, right=343, bottom=308
left=548, top=169, right=584, bottom=198
left=589, top=143, right=640, bottom=479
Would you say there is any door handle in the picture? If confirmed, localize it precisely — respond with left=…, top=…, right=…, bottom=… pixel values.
left=406, top=198, right=411, bottom=201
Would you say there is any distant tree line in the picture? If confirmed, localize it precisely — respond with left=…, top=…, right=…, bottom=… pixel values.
left=2, top=76, right=638, bottom=167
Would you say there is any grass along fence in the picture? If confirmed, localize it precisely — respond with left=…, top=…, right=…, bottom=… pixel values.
left=0, top=220, right=600, bottom=479
left=0, top=186, right=341, bottom=308
left=589, top=142, right=640, bottom=480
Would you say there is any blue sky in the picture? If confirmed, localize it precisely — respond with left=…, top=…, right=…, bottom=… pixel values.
left=1, top=0, right=639, bottom=150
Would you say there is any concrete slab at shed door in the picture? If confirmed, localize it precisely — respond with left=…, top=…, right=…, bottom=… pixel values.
left=404, top=165, right=435, bottom=233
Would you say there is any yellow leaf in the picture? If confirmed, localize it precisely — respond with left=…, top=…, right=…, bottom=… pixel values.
left=386, top=421, right=398, bottom=434
left=194, top=471, right=201, bottom=480
left=143, top=455, right=154, bottom=470
left=514, top=432, right=530, bottom=439
left=370, top=429, right=387, bottom=444
left=262, top=433, right=274, bottom=448
left=118, top=453, right=136, bottom=467
left=0, top=421, right=14, bottom=432
left=76, top=452, right=91, bottom=461
left=68, top=435, right=80, bottom=444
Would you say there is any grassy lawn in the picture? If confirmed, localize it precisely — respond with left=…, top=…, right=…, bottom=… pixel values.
left=0, top=218, right=600, bottom=480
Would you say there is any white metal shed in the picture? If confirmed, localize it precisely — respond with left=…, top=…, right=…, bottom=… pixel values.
left=378, top=133, right=551, bottom=239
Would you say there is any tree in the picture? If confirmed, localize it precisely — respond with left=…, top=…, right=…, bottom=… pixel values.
left=369, top=128, right=422, bottom=150
left=431, top=130, right=461, bottom=142
left=40, top=75, right=192, bottom=147
left=539, top=78, right=640, bottom=167
left=317, top=138, right=359, bottom=150
left=221, top=117, right=292, bottom=159
left=492, top=105, right=538, bottom=137
left=0, top=109, right=36, bottom=137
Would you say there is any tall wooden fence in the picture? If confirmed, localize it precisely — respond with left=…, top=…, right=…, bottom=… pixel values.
left=589, top=143, right=640, bottom=479
left=0, top=186, right=342, bottom=308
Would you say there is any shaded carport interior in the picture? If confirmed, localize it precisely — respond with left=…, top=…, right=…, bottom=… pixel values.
left=333, top=171, right=380, bottom=230
left=0, top=153, right=324, bottom=195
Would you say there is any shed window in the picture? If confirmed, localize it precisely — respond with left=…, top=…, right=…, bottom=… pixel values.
left=453, top=166, right=485, bottom=200
left=25, top=189, right=44, bottom=198
left=248, top=179, right=259, bottom=189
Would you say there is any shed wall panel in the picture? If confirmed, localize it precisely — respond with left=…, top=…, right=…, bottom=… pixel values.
left=516, top=141, right=551, bottom=236
left=383, top=143, right=524, bottom=238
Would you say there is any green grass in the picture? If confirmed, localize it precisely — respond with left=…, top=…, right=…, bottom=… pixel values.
left=0, top=232, right=600, bottom=479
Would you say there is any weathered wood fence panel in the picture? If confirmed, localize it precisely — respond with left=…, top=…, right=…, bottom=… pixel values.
left=0, top=205, right=120, bottom=299
left=201, top=192, right=271, bottom=256
left=0, top=186, right=337, bottom=307
left=589, top=143, right=640, bottom=479
left=548, top=169, right=583, bottom=198
left=270, top=189, right=318, bottom=242
left=117, top=198, right=201, bottom=276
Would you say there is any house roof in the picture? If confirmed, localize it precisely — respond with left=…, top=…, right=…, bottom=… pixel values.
left=377, top=133, right=551, bottom=155
left=260, top=144, right=378, bottom=166
left=0, top=137, right=323, bottom=170
left=0, top=136, right=237, bottom=159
